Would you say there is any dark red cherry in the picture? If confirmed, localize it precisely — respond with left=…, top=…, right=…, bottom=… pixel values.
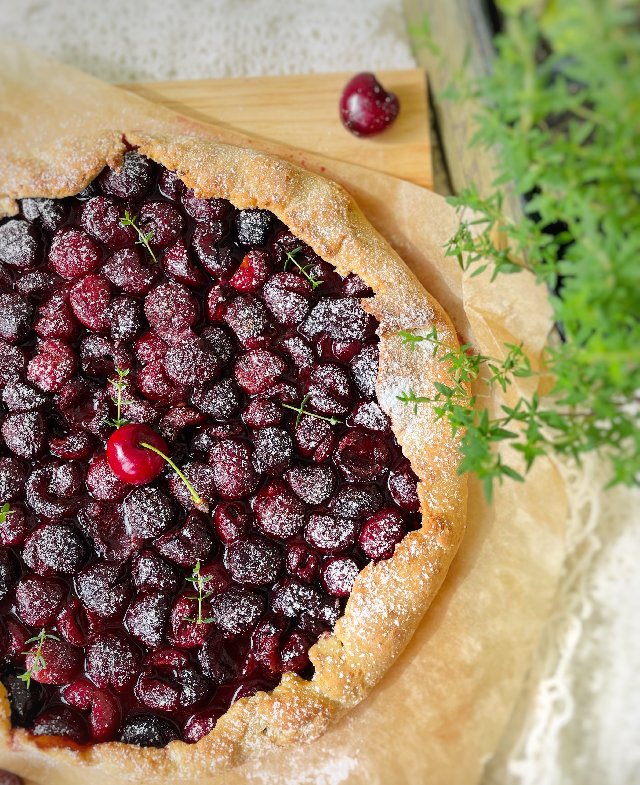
left=27, top=339, right=77, bottom=392
left=339, top=72, right=400, bottom=137
left=15, top=575, right=64, bottom=626
left=106, top=423, right=168, bottom=485
left=0, top=293, right=33, bottom=343
left=25, top=638, right=82, bottom=685
left=49, top=228, right=101, bottom=279
left=31, top=706, right=88, bottom=744
left=138, top=201, right=185, bottom=249
left=359, top=508, right=405, bottom=561
left=234, top=349, right=285, bottom=394
left=32, top=291, right=78, bottom=343
left=99, top=151, right=155, bottom=199
left=181, top=189, right=230, bottom=225
left=69, top=275, right=111, bottom=332
left=144, top=282, right=198, bottom=344
left=285, top=543, right=319, bottom=584
left=235, top=209, right=272, bottom=246
left=85, top=631, right=140, bottom=692
left=229, top=250, right=271, bottom=292
left=22, top=197, right=68, bottom=231
left=0, top=342, right=26, bottom=385
left=119, top=713, right=178, bottom=747
left=280, top=629, right=313, bottom=672
left=85, top=454, right=129, bottom=502
left=0, top=219, right=40, bottom=269
left=388, top=459, right=420, bottom=511
left=63, top=679, right=121, bottom=742
left=81, top=196, right=136, bottom=250
left=103, top=248, right=159, bottom=294
left=163, top=238, right=206, bottom=288
left=321, top=556, right=359, bottom=597
left=213, top=502, right=249, bottom=543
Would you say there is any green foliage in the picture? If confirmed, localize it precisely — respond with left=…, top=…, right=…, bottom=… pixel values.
left=120, top=210, right=158, bottom=264
left=397, top=329, right=535, bottom=500
left=408, top=1, right=640, bottom=497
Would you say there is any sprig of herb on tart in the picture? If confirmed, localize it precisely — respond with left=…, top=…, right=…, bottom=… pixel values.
left=105, top=367, right=133, bottom=429
left=184, top=561, right=216, bottom=625
left=283, top=394, right=343, bottom=427
left=397, top=329, right=535, bottom=499
left=21, top=629, right=59, bottom=688
left=283, top=247, right=322, bottom=289
left=120, top=210, right=158, bottom=264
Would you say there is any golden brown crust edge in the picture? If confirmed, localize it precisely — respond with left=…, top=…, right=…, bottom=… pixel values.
left=0, top=133, right=467, bottom=783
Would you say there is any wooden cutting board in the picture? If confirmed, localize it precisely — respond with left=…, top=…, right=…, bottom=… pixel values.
left=123, top=69, right=432, bottom=189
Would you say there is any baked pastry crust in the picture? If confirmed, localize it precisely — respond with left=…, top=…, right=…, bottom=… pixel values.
left=0, top=132, right=466, bottom=783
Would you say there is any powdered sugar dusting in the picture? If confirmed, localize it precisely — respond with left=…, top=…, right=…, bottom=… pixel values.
left=2, top=378, right=47, bottom=411
left=21, top=197, right=66, bottom=231
left=236, top=209, right=272, bottom=246
left=0, top=219, right=38, bottom=268
left=349, top=344, right=378, bottom=399
left=302, top=298, right=372, bottom=341
left=350, top=400, right=389, bottom=432
left=285, top=465, right=336, bottom=506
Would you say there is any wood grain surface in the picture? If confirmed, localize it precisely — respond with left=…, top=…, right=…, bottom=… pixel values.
left=122, top=69, right=432, bottom=189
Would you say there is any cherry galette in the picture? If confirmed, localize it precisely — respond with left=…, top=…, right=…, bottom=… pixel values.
left=0, top=150, right=426, bottom=748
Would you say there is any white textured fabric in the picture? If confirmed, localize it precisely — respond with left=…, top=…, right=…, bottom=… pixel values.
left=0, top=0, right=415, bottom=81
left=482, top=456, right=640, bottom=785
left=1, top=1, right=639, bottom=782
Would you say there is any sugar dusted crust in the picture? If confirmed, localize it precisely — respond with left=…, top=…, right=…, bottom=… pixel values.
left=0, top=133, right=466, bottom=783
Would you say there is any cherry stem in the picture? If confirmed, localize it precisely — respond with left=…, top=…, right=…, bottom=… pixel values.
left=139, top=441, right=204, bottom=505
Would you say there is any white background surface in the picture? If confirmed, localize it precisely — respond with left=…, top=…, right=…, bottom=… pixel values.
left=1, top=1, right=639, bottom=783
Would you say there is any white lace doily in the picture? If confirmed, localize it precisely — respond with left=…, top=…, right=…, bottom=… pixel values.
left=483, top=455, right=640, bottom=785
left=2, top=2, right=639, bottom=781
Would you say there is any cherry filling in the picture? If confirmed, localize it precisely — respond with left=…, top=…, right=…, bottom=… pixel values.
left=0, top=149, right=421, bottom=748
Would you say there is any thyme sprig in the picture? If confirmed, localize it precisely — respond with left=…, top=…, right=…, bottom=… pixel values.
left=406, top=1, right=640, bottom=495
left=283, top=247, right=322, bottom=289
left=184, top=561, right=216, bottom=625
left=21, top=629, right=59, bottom=688
left=397, top=328, right=536, bottom=499
left=105, top=367, right=133, bottom=429
left=120, top=210, right=158, bottom=264
left=0, top=502, right=14, bottom=526
left=283, top=394, right=343, bottom=427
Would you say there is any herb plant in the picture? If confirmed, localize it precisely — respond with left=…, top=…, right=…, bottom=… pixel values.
left=408, top=0, right=640, bottom=499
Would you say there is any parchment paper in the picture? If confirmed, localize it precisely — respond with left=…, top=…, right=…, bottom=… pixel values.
left=0, top=43, right=567, bottom=785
